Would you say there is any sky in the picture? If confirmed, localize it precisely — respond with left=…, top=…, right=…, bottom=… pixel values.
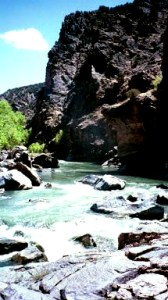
left=0, top=0, right=133, bottom=94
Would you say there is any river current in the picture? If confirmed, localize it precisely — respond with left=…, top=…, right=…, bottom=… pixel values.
left=0, top=160, right=168, bottom=263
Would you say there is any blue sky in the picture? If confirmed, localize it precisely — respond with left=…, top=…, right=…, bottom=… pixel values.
left=0, top=0, right=133, bottom=94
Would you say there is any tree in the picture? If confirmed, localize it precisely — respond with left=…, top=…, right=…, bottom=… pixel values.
left=0, top=99, right=28, bottom=150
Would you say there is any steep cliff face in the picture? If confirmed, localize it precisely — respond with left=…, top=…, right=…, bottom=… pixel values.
left=31, top=0, right=168, bottom=169
left=0, top=83, right=44, bottom=122
left=157, top=16, right=168, bottom=172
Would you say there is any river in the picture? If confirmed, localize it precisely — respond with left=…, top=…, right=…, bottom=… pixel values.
left=0, top=160, right=168, bottom=263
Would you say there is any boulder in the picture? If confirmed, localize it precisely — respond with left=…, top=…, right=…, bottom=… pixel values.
left=95, top=175, right=126, bottom=190
left=79, top=174, right=100, bottom=186
left=0, top=169, right=32, bottom=190
left=79, top=174, right=126, bottom=190
left=127, top=195, right=138, bottom=202
left=118, top=232, right=162, bottom=250
left=130, top=205, right=164, bottom=220
left=91, top=193, right=164, bottom=220
left=14, top=162, right=41, bottom=186
left=14, top=151, right=32, bottom=168
left=74, top=234, right=97, bottom=248
left=32, top=153, right=59, bottom=168
left=11, top=245, right=48, bottom=265
left=156, top=195, right=168, bottom=205
left=0, top=238, right=28, bottom=255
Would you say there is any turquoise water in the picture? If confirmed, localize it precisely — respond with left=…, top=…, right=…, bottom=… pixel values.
left=0, top=161, right=168, bottom=261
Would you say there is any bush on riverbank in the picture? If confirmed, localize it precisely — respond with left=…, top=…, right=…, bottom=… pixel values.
left=0, top=99, right=28, bottom=150
left=28, top=142, right=45, bottom=153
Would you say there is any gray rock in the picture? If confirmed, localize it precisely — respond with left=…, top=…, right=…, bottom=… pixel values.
left=91, top=194, right=164, bottom=220
left=0, top=284, right=53, bottom=300
left=32, top=153, right=59, bottom=168
left=0, top=238, right=28, bottom=255
left=95, top=175, right=126, bottom=190
left=14, top=162, right=41, bottom=186
left=80, top=174, right=126, bottom=190
left=0, top=169, right=32, bottom=190
left=130, top=205, right=164, bottom=220
left=74, top=234, right=97, bottom=248
left=124, top=274, right=167, bottom=298
left=11, top=245, right=48, bottom=265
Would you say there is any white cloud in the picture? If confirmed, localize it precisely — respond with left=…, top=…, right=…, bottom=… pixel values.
left=0, top=28, right=49, bottom=51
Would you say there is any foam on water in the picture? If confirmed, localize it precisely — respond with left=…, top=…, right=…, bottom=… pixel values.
left=0, top=161, right=168, bottom=262
left=0, top=214, right=141, bottom=261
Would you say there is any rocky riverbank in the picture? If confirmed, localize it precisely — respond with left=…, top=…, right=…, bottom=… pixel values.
left=0, top=146, right=58, bottom=191
left=0, top=220, right=168, bottom=299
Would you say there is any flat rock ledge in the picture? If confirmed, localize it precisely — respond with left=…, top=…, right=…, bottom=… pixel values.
left=1, top=224, right=168, bottom=299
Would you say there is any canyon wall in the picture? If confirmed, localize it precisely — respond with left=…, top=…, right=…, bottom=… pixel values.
left=3, top=0, right=168, bottom=175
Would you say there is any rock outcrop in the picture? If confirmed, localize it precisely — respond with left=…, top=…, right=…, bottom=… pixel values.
left=0, top=83, right=44, bottom=122
left=1, top=221, right=168, bottom=299
left=28, top=0, right=168, bottom=173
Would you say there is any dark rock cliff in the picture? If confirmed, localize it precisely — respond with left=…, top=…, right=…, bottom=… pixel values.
left=0, top=83, right=44, bottom=122
left=157, top=16, right=168, bottom=174
left=23, top=1, right=168, bottom=173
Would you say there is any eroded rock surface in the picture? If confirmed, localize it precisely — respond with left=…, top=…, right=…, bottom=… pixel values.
left=29, top=0, right=168, bottom=174
left=1, top=226, right=168, bottom=299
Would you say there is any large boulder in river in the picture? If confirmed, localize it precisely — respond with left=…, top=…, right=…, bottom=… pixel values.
left=0, top=169, right=32, bottom=190
left=32, top=153, right=59, bottom=168
left=79, top=174, right=126, bottom=190
left=13, top=162, right=41, bottom=186
left=90, top=194, right=164, bottom=220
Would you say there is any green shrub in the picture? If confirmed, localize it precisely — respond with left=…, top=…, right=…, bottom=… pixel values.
left=0, top=99, right=28, bottom=150
left=152, top=76, right=162, bottom=91
left=54, top=129, right=64, bottom=145
left=28, top=142, right=45, bottom=153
